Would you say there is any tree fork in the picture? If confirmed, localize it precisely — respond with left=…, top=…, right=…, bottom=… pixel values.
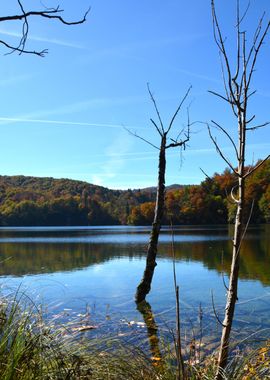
left=131, top=85, right=191, bottom=304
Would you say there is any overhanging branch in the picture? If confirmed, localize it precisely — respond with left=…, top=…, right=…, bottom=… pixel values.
left=0, top=1, right=90, bottom=56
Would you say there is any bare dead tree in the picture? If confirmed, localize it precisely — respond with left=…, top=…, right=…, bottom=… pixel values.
left=210, top=1, right=270, bottom=378
left=128, top=84, right=191, bottom=304
left=0, top=1, right=89, bottom=57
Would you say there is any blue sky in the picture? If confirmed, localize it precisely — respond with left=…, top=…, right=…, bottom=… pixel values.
left=0, top=0, right=269, bottom=189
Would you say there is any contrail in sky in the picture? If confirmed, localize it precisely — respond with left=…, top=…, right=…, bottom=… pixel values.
left=0, top=28, right=84, bottom=49
left=0, top=117, right=145, bottom=129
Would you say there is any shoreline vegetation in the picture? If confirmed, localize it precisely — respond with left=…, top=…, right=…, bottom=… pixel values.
left=0, top=1, right=269, bottom=378
left=0, top=159, right=269, bottom=227
left=0, top=292, right=269, bottom=379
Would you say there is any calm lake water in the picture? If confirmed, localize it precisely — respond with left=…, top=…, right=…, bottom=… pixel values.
left=0, top=225, right=269, bottom=352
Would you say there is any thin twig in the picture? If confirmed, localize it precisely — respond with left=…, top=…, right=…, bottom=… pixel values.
left=147, top=83, right=165, bottom=134
left=207, top=124, right=238, bottom=176
left=243, top=156, right=270, bottom=178
left=211, top=290, right=226, bottom=327
left=170, top=221, right=186, bottom=380
left=211, top=119, right=239, bottom=160
left=125, top=127, right=160, bottom=150
left=246, top=121, right=270, bottom=131
left=167, top=85, right=192, bottom=134
left=221, top=251, right=229, bottom=292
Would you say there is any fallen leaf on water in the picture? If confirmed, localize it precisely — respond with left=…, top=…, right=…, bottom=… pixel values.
left=127, top=321, right=145, bottom=327
left=151, top=356, right=161, bottom=361
left=71, top=325, right=98, bottom=332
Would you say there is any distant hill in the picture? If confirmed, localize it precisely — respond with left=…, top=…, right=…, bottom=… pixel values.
left=0, top=159, right=269, bottom=226
left=139, top=184, right=185, bottom=193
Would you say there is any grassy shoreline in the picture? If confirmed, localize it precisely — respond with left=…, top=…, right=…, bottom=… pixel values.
left=0, top=293, right=269, bottom=379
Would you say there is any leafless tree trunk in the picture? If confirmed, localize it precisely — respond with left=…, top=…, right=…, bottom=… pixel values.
left=136, top=300, right=162, bottom=364
left=135, top=135, right=166, bottom=303
left=209, top=1, right=270, bottom=378
left=129, top=84, right=191, bottom=304
left=0, top=1, right=89, bottom=56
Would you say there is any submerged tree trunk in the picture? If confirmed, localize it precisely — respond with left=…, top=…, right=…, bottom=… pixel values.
left=135, top=136, right=166, bottom=303
left=136, top=300, right=162, bottom=363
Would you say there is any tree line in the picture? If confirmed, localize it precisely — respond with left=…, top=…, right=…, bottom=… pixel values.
left=0, top=159, right=268, bottom=226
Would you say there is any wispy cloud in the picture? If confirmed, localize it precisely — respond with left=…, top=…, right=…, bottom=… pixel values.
left=64, top=143, right=270, bottom=172
left=83, top=33, right=205, bottom=63
left=0, top=28, right=85, bottom=49
left=0, top=73, right=34, bottom=87
left=91, top=133, right=134, bottom=186
left=171, top=67, right=221, bottom=84
left=0, top=95, right=147, bottom=129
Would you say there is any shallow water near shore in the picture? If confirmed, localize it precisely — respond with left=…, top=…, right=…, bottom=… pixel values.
left=0, top=225, right=269, bottom=352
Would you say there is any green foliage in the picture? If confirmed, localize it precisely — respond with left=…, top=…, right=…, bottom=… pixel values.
left=0, top=160, right=269, bottom=226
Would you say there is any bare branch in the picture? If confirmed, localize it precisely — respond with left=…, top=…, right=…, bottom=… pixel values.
left=150, top=118, right=162, bottom=137
left=125, top=127, right=160, bottom=150
left=147, top=83, right=165, bottom=134
left=208, top=90, right=234, bottom=105
left=219, top=53, right=238, bottom=117
left=16, top=0, right=29, bottom=56
left=246, top=114, right=256, bottom=124
left=246, top=121, right=270, bottom=131
left=224, top=185, right=237, bottom=205
left=0, top=40, right=47, bottom=57
left=243, top=13, right=264, bottom=80
left=211, top=0, right=237, bottom=105
left=174, top=126, right=185, bottom=142
left=0, top=2, right=90, bottom=56
left=246, top=18, right=270, bottom=90
left=232, top=0, right=241, bottom=85
left=211, top=119, right=239, bottom=160
left=231, top=185, right=239, bottom=204
left=246, top=90, right=257, bottom=100
left=221, top=251, right=229, bottom=291
left=243, top=156, right=270, bottom=178
left=200, top=167, right=212, bottom=180
left=0, top=5, right=90, bottom=25
left=237, top=0, right=250, bottom=26
left=167, top=85, right=192, bottom=134
left=211, top=290, right=226, bottom=327
left=166, top=109, right=191, bottom=150
left=165, top=138, right=189, bottom=150
left=175, top=103, right=194, bottom=141
left=207, top=124, right=238, bottom=176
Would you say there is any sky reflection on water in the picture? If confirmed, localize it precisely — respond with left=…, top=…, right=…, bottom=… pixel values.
left=0, top=225, right=269, bottom=349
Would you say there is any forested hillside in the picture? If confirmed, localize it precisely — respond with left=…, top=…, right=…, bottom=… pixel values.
left=0, top=159, right=269, bottom=226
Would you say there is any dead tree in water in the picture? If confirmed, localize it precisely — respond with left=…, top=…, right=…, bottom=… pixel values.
left=0, top=1, right=89, bottom=56
left=130, top=84, right=191, bottom=304
left=210, top=1, right=270, bottom=378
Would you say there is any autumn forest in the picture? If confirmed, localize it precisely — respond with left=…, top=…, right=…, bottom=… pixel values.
left=0, top=159, right=269, bottom=227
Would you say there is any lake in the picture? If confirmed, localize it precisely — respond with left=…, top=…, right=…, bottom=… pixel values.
left=0, top=225, right=269, bottom=354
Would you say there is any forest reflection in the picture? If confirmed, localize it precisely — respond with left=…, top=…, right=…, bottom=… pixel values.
left=0, top=225, right=268, bottom=286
